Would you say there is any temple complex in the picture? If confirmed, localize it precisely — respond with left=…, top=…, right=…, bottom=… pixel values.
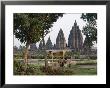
left=37, top=20, right=83, bottom=52
left=46, top=37, right=53, bottom=50
left=68, top=20, right=83, bottom=51
left=56, top=29, right=66, bottom=50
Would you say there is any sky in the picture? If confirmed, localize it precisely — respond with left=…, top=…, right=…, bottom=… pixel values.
left=14, top=13, right=88, bottom=48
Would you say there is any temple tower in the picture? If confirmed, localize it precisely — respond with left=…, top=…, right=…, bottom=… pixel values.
left=56, top=29, right=66, bottom=49
left=68, top=20, right=83, bottom=51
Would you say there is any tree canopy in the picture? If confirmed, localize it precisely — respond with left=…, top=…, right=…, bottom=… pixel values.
left=81, top=13, right=97, bottom=48
left=14, top=13, right=63, bottom=44
left=14, top=13, right=63, bottom=66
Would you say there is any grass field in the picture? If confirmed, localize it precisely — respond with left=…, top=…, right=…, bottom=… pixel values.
left=14, top=59, right=97, bottom=75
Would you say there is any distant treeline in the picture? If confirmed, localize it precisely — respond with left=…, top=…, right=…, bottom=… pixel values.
left=14, top=54, right=97, bottom=60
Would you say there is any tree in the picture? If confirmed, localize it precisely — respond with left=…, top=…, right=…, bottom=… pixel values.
left=14, top=13, right=63, bottom=68
left=81, top=13, right=97, bottom=57
left=81, top=13, right=97, bottom=48
left=13, top=46, right=18, bottom=53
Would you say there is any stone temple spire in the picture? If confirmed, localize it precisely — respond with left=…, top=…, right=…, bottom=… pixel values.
left=56, top=28, right=66, bottom=49
left=68, top=20, right=83, bottom=51
left=74, top=20, right=77, bottom=26
left=46, top=36, right=53, bottom=50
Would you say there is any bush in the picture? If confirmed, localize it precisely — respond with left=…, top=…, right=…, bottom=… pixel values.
left=40, top=66, right=74, bottom=75
left=14, top=54, right=23, bottom=59
left=14, top=60, right=25, bottom=75
left=14, top=60, right=37, bottom=75
left=25, top=64, right=36, bottom=75
left=89, top=56, right=97, bottom=60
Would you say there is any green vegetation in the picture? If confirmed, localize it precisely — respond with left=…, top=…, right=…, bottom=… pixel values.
left=40, top=66, right=75, bottom=75
left=89, top=56, right=97, bottom=60
left=14, top=59, right=97, bottom=75
left=14, top=60, right=46, bottom=75
left=13, top=13, right=97, bottom=75
left=14, top=13, right=63, bottom=67
left=69, top=65, right=97, bottom=75
left=81, top=13, right=97, bottom=45
left=64, top=51, right=81, bottom=59
left=76, top=60, right=97, bottom=65
left=81, top=13, right=97, bottom=56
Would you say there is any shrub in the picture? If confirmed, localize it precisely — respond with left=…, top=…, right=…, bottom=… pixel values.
left=14, top=60, right=25, bottom=75
left=25, top=64, right=36, bottom=75
left=40, top=66, right=74, bottom=75
left=14, top=60, right=37, bottom=75
left=89, top=56, right=97, bottom=60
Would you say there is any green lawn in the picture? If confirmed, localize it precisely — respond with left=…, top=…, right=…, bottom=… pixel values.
left=66, top=64, right=97, bottom=75
left=14, top=60, right=97, bottom=75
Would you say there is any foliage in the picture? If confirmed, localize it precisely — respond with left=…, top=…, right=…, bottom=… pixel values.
left=74, top=52, right=80, bottom=59
left=14, top=13, right=63, bottom=44
left=19, top=45, right=26, bottom=51
left=81, top=13, right=97, bottom=48
left=89, top=56, right=97, bottom=60
left=64, top=51, right=72, bottom=58
left=64, top=51, right=74, bottom=59
left=14, top=60, right=46, bottom=75
left=14, top=60, right=36, bottom=75
left=81, top=13, right=97, bottom=22
left=69, top=64, right=97, bottom=75
left=74, top=67, right=97, bottom=75
left=14, top=54, right=23, bottom=59
left=14, top=59, right=97, bottom=75
left=14, top=60, right=25, bottom=75
left=76, top=60, right=97, bottom=65
left=14, top=13, right=63, bottom=66
left=31, top=55, right=45, bottom=59
left=64, top=51, right=81, bottom=59
left=40, top=66, right=74, bottom=75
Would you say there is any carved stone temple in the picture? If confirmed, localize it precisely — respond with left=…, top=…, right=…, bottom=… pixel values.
left=46, top=37, right=53, bottom=50
left=56, top=29, right=66, bottom=50
left=68, top=20, right=83, bottom=51
left=38, top=20, right=83, bottom=51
